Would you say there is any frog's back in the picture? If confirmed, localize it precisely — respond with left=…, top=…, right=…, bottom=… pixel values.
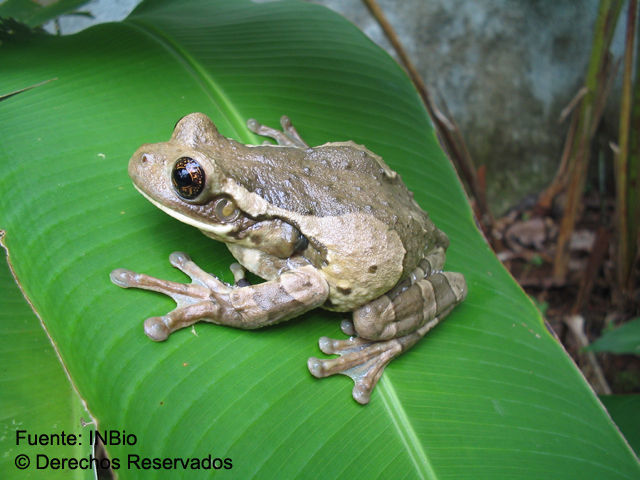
left=219, top=142, right=442, bottom=273
left=227, top=143, right=411, bottom=214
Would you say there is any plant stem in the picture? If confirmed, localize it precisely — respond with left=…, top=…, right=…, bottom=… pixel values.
left=552, top=0, right=623, bottom=283
left=617, top=0, right=639, bottom=298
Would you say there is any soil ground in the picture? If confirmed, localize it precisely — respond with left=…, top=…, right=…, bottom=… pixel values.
left=495, top=192, right=639, bottom=395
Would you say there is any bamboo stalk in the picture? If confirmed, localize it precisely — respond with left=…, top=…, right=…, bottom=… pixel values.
left=552, top=0, right=623, bottom=283
left=616, top=0, right=639, bottom=298
left=629, top=42, right=640, bottom=290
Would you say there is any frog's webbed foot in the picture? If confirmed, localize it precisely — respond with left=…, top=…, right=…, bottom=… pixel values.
left=110, top=252, right=232, bottom=341
left=308, top=320, right=437, bottom=405
left=247, top=116, right=309, bottom=148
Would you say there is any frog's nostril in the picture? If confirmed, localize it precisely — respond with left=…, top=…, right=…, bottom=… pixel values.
left=141, top=153, right=150, bottom=164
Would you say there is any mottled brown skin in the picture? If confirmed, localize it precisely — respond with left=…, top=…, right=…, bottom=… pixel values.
left=112, top=113, right=467, bottom=404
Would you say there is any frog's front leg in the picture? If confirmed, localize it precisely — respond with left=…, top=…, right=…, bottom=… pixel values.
left=308, top=248, right=467, bottom=404
left=111, top=252, right=329, bottom=341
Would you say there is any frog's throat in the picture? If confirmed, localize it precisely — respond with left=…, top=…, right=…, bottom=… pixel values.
left=133, top=185, right=234, bottom=236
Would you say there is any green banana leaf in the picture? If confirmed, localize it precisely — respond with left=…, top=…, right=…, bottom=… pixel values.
left=0, top=250, right=93, bottom=479
left=1, top=0, right=638, bottom=478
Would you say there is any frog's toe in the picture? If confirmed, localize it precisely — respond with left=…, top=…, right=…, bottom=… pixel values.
left=169, top=251, right=191, bottom=267
left=317, top=335, right=367, bottom=355
left=110, top=268, right=136, bottom=288
left=229, top=263, right=250, bottom=287
left=246, top=118, right=259, bottom=131
left=144, top=316, right=171, bottom=341
left=307, top=357, right=325, bottom=377
left=352, top=385, right=370, bottom=405
left=340, top=319, right=356, bottom=336
left=308, top=353, right=371, bottom=380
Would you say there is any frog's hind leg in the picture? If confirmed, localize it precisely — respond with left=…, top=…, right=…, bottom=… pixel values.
left=308, top=248, right=466, bottom=404
left=353, top=248, right=466, bottom=341
left=247, top=116, right=309, bottom=148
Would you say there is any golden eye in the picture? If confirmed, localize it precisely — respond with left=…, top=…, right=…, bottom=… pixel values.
left=172, top=157, right=205, bottom=200
left=214, top=197, right=239, bottom=223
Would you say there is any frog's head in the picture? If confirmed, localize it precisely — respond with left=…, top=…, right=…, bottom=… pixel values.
left=127, top=113, right=253, bottom=239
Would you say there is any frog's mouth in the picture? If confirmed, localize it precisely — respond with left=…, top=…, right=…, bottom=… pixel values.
left=133, top=184, right=235, bottom=236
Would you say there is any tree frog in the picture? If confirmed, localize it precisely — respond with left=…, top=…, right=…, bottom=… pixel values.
left=111, top=113, right=467, bottom=404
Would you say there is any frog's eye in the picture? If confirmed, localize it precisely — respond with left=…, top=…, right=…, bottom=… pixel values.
left=214, top=197, right=239, bottom=223
left=172, top=157, right=205, bottom=200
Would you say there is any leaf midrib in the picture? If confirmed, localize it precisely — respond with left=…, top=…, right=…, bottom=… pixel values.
left=124, top=18, right=253, bottom=143
left=379, top=376, right=435, bottom=480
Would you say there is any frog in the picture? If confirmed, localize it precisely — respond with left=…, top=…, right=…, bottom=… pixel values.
left=110, top=113, right=467, bottom=404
